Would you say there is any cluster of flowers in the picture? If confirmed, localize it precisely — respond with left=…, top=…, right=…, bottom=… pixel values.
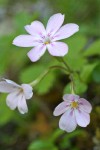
left=0, top=13, right=92, bottom=132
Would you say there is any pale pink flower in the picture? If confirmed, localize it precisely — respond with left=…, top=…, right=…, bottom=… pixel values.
left=0, top=79, right=33, bottom=114
left=13, top=13, right=79, bottom=62
left=53, top=94, right=92, bottom=132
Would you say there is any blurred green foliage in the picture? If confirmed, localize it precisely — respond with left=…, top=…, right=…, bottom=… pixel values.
left=0, top=0, right=100, bottom=149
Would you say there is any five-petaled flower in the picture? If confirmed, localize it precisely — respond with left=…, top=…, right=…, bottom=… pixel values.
left=53, top=94, right=92, bottom=132
left=0, top=79, right=33, bottom=114
left=13, top=13, right=79, bottom=62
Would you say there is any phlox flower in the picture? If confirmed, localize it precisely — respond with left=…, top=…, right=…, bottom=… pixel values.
left=53, top=94, right=92, bottom=132
left=0, top=79, right=33, bottom=114
left=13, top=13, right=79, bottom=62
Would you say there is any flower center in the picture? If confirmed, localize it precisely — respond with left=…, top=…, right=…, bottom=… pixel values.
left=71, top=101, right=78, bottom=108
left=44, top=36, right=51, bottom=45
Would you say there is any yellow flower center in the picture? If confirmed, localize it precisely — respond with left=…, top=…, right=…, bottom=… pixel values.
left=71, top=101, right=78, bottom=108
left=44, top=37, right=51, bottom=45
left=44, top=41, right=50, bottom=44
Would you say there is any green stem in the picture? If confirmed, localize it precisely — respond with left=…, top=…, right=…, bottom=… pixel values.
left=29, top=65, right=68, bottom=87
left=60, top=57, right=72, bottom=73
left=55, top=57, right=75, bottom=94
left=70, top=74, right=75, bottom=94
left=55, top=57, right=72, bottom=73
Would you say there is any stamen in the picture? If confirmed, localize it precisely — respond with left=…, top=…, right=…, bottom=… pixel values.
left=71, top=101, right=78, bottom=108
left=44, top=41, right=50, bottom=44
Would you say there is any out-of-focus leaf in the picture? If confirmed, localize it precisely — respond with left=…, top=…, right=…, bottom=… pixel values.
left=20, top=64, right=45, bottom=83
left=35, top=71, right=55, bottom=94
left=0, top=94, right=14, bottom=126
left=0, top=0, right=8, bottom=5
left=0, top=34, right=28, bottom=74
left=80, top=63, right=97, bottom=83
left=13, top=12, right=38, bottom=33
left=83, top=40, right=100, bottom=56
left=50, top=129, right=64, bottom=142
left=20, top=64, right=56, bottom=94
left=60, top=130, right=83, bottom=150
left=64, top=35, right=87, bottom=71
left=0, top=35, right=13, bottom=74
left=64, top=73, right=87, bottom=94
left=28, top=140, right=58, bottom=150
left=92, top=63, right=100, bottom=83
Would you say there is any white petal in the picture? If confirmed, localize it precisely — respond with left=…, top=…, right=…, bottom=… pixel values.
left=6, top=91, right=20, bottom=110
left=75, top=109, right=90, bottom=127
left=53, top=102, right=70, bottom=116
left=0, top=80, right=19, bottom=93
left=79, top=98, right=92, bottom=113
left=18, top=95, right=28, bottom=114
left=21, top=84, right=33, bottom=99
left=59, top=109, right=77, bottom=132
left=63, top=94, right=79, bottom=102
left=47, top=42, right=68, bottom=56
left=46, top=13, right=64, bottom=35
left=4, top=79, right=20, bottom=87
left=27, top=45, right=46, bottom=62
left=53, top=23, right=79, bottom=41
left=13, top=35, right=38, bottom=47
left=25, top=21, right=46, bottom=36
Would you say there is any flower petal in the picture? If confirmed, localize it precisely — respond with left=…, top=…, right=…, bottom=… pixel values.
left=63, top=94, right=79, bottom=102
left=79, top=98, right=92, bottom=113
left=21, top=84, right=33, bottom=99
left=53, top=23, right=79, bottom=41
left=4, top=79, right=20, bottom=87
left=46, top=13, right=64, bottom=35
left=53, top=102, right=70, bottom=116
left=0, top=80, right=19, bottom=93
left=75, top=109, right=90, bottom=127
left=59, top=109, right=77, bottom=132
left=18, top=95, right=28, bottom=114
left=13, top=35, right=38, bottom=47
left=25, top=21, right=46, bottom=36
left=27, top=45, right=46, bottom=62
left=6, top=91, right=20, bottom=110
left=47, top=42, right=68, bottom=56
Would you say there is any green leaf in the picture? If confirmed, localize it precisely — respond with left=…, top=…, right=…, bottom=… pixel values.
left=83, top=40, right=100, bottom=56
left=0, top=0, right=8, bottom=5
left=13, top=12, right=38, bottom=33
left=80, top=63, right=97, bottom=83
left=28, top=140, right=58, bottom=150
left=0, top=35, right=13, bottom=74
left=64, top=73, right=87, bottom=94
left=64, top=34, right=87, bottom=71
left=20, top=64, right=56, bottom=94
left=50, top=129, right=64, bottom=142
left=60, top=129, right=83, bottom=149
left=0, top=34, right=29, bottom=74
left=20, top=64, right=45, bottom=83
left=35, top=71, right=55, bottom=94
left=50, top=129, right=82, bottom=150
left=0, top=94, right=14, bottom=126
left=92, top=63, right=100, bottom=83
